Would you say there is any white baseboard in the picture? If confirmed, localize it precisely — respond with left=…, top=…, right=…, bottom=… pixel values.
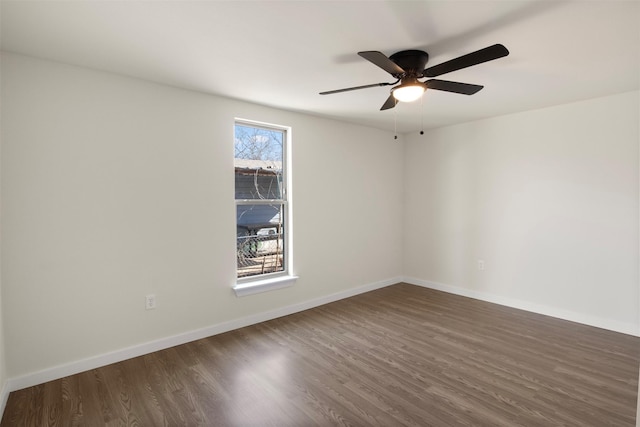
left=403, top=276, right=640, bottom=337
left=6, top=276, right=401, bottom=393
left=0, top=380, right=9, bottom=421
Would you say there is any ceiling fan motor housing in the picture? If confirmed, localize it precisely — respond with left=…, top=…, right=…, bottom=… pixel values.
left=388, top=50, right=429, bottom=77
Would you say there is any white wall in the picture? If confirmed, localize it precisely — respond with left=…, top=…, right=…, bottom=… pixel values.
left=404, top=91, right=639, bottom=335
left=0, top=121, right=6, bottom=413
left=0, top=52, right=404, bottom=379
left=0, top=289, right=6, bottom=411
left=0, top=47, right=7, bottom=411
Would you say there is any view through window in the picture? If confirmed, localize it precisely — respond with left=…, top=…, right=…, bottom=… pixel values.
left=234, top=121, right=288, bottom=279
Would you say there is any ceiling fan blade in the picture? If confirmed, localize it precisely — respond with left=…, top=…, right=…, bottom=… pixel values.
left=358, top=51, right=405, bottom=76
left=423, top=44, right=509, bottom=78
left=319, top=82, right=394, bottom=95
left=380, top=95, right=397, bottom=110
left=425, top=79, right=483, bottom=95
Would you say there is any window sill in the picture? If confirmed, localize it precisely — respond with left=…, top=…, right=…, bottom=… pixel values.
left=233, top=275, right=298, bottom=297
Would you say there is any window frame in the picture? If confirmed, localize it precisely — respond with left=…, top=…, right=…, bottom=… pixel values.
left=232, top=119, right=296, bottom=296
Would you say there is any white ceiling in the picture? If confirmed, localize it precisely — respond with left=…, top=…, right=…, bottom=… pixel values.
left=2, top=0, right=639, bottom=133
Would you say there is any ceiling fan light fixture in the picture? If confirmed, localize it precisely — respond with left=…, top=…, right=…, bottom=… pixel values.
left=392, top=81, right=425, bottom=103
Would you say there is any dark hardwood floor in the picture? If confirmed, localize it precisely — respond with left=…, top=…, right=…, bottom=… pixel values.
left=3, top=283, right=639, bottom=426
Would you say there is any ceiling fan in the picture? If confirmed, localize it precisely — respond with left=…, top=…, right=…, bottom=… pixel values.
left=320, top=44, right=509, bottom=110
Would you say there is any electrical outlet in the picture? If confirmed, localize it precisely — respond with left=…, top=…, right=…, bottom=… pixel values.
left=145, top=294, right=156, bottom=310
left=477, top=260, right=485, bottom=271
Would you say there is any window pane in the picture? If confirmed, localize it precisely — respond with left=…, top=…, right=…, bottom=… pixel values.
left=235, top=121, right=288, bottom=281
left=234, top=124, right=283, bottom=200
left=235, top=166, right=282, bottom=200
left=236, top=203, right=285, bottom=278
left=234, top=124, right=283, bottom=162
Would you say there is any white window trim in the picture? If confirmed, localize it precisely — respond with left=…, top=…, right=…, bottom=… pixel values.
left=233, top=274, right=298, bottom=297
left=233, top=118, right=295, bottom=296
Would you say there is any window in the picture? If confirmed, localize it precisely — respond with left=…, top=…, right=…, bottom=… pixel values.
left=233, top=120, right=294, bottom=295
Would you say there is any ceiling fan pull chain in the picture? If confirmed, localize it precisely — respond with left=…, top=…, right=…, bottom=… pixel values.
left=420, top=94, right=425, bottom=135
left=394, top=105, right=398, bottom=140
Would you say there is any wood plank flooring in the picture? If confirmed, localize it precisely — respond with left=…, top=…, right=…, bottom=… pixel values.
left=3, top=283, right=639, bottom=426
